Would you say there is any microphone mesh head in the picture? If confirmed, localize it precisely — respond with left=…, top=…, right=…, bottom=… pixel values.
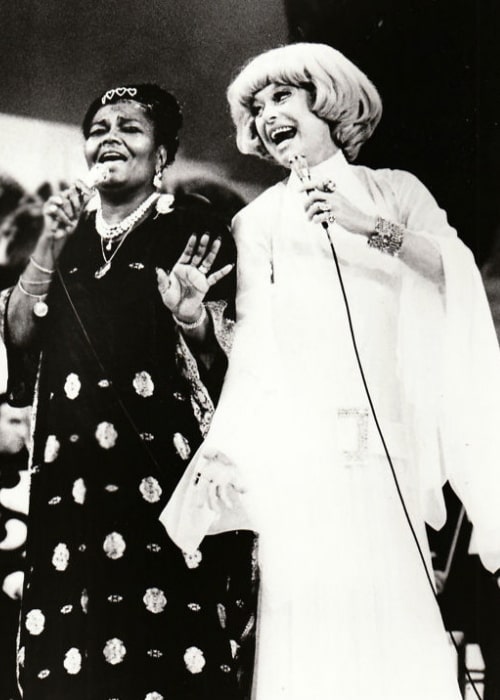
left=84, top=163, right=110, bottom=188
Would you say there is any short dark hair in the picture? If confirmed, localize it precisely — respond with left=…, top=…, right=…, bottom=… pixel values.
left=82, top=84, right=183, bottom=166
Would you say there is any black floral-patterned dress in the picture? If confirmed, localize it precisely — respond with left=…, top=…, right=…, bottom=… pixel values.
left=4, top=196, right=258, bottom=700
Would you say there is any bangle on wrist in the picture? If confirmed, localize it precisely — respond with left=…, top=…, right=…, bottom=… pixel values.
left=17, top=278, right=49, bottom=318
left=173, top=305, right=207, bottom=331
left=19, top=276, right=51, bottom=287
left=367, top=217, right=405, bottom=256
left=30, top=256, right=55, bottom=275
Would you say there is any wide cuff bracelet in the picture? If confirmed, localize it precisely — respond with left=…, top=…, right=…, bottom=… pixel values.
left=367, top=217, right=405, bottom=256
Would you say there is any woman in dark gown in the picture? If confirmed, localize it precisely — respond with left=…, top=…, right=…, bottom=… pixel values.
left=1, top=84, right=257, bottom=700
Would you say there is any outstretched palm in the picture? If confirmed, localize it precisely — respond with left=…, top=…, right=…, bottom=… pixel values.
left=157, top=233, right=233, bottom=322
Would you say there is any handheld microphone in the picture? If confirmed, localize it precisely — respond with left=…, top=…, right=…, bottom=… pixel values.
left=289, top=154, right=313, bottom=191
left=83, top=163, right=110, bottom=189
left=289, top=154, right=329, bottom=230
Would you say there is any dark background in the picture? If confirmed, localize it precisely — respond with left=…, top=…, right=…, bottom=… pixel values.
left=1, top=0, right=499, bottom=261
left=286, top=0, right=500, bottom=263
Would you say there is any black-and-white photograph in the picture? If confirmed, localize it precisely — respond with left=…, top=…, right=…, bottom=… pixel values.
left=0, top=1, right=499, bottom=699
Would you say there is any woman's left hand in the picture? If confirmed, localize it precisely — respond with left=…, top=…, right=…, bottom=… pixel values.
left=156, top=234, right=233, bottom=323
left=192, top=449, right=247, bottom=513
left=299, top=177, right=376, bottom=236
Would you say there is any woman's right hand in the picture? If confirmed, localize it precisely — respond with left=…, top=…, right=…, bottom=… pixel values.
left=39, top=180, right=93, bottom=260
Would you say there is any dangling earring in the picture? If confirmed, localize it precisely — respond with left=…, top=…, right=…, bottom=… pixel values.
left=153, top=162, right=175, bottom=216
left=153, top=168, right=163, bottom=191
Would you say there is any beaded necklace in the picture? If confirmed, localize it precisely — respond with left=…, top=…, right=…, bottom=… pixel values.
left=94, top=192, right=159, bottom=279
left=95, top=192, right=159, bottom=250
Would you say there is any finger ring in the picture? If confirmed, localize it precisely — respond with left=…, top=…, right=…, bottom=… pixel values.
left=320, top=203, right=330, bottom=212
left=327, top=214, right=336, bottom=224
left=323, top=179, right=336, bottom=193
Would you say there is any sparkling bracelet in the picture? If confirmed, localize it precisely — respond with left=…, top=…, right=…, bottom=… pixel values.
left=367, top=217, right=405, bottom=256
left=173, top=305, right=207, bottom=331
left=30, top=256, right=55, bottom=275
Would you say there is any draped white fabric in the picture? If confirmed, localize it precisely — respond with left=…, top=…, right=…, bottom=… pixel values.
left=162, top=151, right=500, bottom=699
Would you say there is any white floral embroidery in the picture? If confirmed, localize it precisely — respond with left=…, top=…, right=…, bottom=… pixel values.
left=72, top=478, right=86, bottom=504
left=147, top=649, right=163, bottom=659
left=105, top=484, right=119, bottom=492
left=143, top=587, right=167, bottom=614
left=129, top=262, right=145, bottom=270
left=25, top=609, right=45, bottom=635
left=108, top=594, right=123, bottom=603
left=48, top=496, right=61, bottom=505
left=188, top=602, right=201, bottom=612
left=61, top=604, right=73, bottom=614
left=103, top=532, right=126, bottom=560
left=44, top=435, right=60, bottom=463
left=173, top=432, right=191, bottom=460
left=64, top=373, right=81, bottom=400
left=217, top=603, right=227, bottom=629
left=139, top=476, right=162, bottom=504
left=184, top=646, right=206, bottom=674
left=183, top=549, right=202, bottom=569
left=103, top=638, right=126, bottom=665
left=230, top=639, right=240, bottom=658
left=156, top=193, right=175, bottom=214
left=80, top=588, right=89, bottom=614
left=64, top=647, right=82, bottom=675
left=146, top=543, right=161, bottom=553
left=38, top=669, right=50, bottom=679
left=95, top=422, right=118, bottom=449
left=133, top=371, right=155, bottom=398
left=52, top=543, right=70, bottom=572
left=220, top=664, right=231, bottom=673
left=98, top=379, right=111, bottom=388
left=17, top=646, right=25, bottom=667
left=69, top=434, right=79, bottom=443
left=145, top=693, right=164, bottom=700
left=140, top=432, right=154, bottom=441
left=78, top=544, right=86, bottom=552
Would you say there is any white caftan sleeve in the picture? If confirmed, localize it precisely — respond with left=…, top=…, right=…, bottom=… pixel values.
left=160, top=188, right=284, bottom=552
left=389, top=171, right=500, bottom=572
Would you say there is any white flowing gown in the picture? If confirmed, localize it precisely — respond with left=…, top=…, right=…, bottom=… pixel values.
left=162, top=151, right=500, bottom=700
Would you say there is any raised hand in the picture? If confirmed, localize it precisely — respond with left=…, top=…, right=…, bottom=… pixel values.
left=156, top=233, right=233, bottom=324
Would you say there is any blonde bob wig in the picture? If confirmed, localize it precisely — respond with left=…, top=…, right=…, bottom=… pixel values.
left=227, top=42, right=382, bottom=163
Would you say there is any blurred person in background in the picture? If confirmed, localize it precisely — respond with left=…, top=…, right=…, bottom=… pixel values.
left=0, top=175, right=25, bottom=225
left=0, top=200, right=44, bottom=290
left=0, top=393, right=31, bottom=700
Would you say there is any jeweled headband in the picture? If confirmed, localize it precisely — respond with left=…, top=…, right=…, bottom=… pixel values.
left=101, top=86, right=138, bottom=105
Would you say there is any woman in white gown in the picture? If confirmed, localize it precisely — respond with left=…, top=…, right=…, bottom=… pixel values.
left=162, top=43, right=500, bottom=700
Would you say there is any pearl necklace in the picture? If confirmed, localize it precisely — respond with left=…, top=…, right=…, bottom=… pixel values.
left=95, top=192, right=159, bottom=249
left=94, top=192, right=159, bottom=279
